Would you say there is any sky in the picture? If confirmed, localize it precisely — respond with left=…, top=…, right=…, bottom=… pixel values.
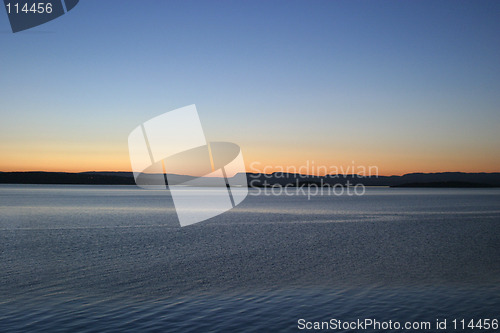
left=1, top=0, right=499, bottom=176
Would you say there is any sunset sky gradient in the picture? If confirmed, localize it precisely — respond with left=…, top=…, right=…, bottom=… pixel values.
left=1, top=0, right=499, bottom=175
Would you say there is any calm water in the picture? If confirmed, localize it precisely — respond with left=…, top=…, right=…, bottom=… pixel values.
left=1, top=185, right=499, bottom=332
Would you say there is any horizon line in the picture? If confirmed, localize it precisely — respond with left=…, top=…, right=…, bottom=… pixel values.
left=2, top=170, right=500, bottom=178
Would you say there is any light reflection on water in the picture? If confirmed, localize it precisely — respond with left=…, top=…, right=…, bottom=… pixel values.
left=1, top=185, right=499, bottom=332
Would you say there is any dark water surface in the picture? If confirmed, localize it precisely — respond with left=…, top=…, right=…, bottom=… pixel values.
left=1, top=185, right=499, bottom=332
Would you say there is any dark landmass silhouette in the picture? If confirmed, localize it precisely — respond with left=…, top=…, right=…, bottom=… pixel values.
left=391, top=181, right=496, bottom=188
left=0, top=172, right=136, bottom=185
left=1, top=171, right=500, bottom=187
left=245, top=172, right=500, bottom=187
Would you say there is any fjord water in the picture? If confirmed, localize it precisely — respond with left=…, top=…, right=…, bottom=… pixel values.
left=1, top=185, right=499, bottom=332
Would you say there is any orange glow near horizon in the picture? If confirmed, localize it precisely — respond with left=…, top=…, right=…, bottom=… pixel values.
left=1, top=147, right=499, bottom=176
left=1, top=135, right=499, bottom=176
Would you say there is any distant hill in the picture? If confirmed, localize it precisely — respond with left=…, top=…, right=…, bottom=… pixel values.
left=391, top=172, right=500, bottom=186
left=0, top=171, right=499, bottom=187
left=391, top=181, right=496, bottom=188
left=244, top=172, right=500, bottom=187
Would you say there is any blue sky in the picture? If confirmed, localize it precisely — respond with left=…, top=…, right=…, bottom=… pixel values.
left=1, top=0, right=499, bottom=174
